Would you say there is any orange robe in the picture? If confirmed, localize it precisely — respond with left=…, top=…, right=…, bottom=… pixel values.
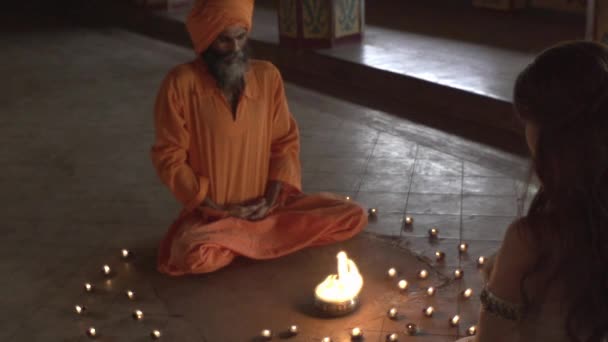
left=151, top=59, right=367, bottom=276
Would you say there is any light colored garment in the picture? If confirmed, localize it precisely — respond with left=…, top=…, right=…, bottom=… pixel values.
left=151, top=59, right=367, bottom=275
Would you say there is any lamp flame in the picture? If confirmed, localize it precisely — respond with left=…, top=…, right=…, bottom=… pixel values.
left=315, top=251, right=363, bottom=304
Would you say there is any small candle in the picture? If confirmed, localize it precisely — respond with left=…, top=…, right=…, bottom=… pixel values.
left=454, top=268, right=464, bottom=279
left=388, top=307, right=398, bottom=319
left=462, top=288, right=474, bottom=299
left=133, top=309, right=144, bottom=321
left=126, top=290, right=135, bottom=300
left=428, top=227, right=439, bottom=238
left=426, top=286, right=436, bottom=296
left=75, top=305, right=86, bottom=315
left=121, top=249, right=130, bottom=259
left=261, top=330, right=272, bottom=339
left=450, top=315, right=461, bottom=327
left=435, top=251, right=445, bottom=261
left=404, top=216, right=414, bottom=225
left=467, top=325, right=477, bottom=336
left=151, top=330, right=162, bottom=339
left=322, top=337, right=332, bottom=342
left=351, top=327, right=363, bottom=338
left=387, top=267, right=397, bottom=278
left=406, top=323, right=418, bottom=335
left=418, top=269, right=429, bottom=279
left=102, top=265, right=111, bottom=276
left=87, top=327, right=97, bottom=338
left=289, top=325, right=298, bottom=335
left=477, top=256, right=486, bottom=267
left=398, top=279, right=408, bottom=290
left=423, top=306, right=435, bottom=317
left=345, top=196, right=351, bottom=201
left=459, top=243, right=469, bottom=253
left=387, top=333, right=399, bottom=341
left=368, top=208, right=378, bottom=216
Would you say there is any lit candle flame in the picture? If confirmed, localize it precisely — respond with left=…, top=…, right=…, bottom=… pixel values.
left=426, top=286, right=436, bottom=296
left=429, top=228, right=439, bottom=237
left=387, top=267, right=397, bottom=278
left=423, top=306, right=434, bottom=317
left=450, top=315, right=461, bottom=326
left=75, top=305, right=86, bottom=315
left=478, top=256, right=486, bottom=266
left=121, top=249, right=130, bottom=259
left=388, top=307, right=398, bottom=319
left=351, top=327, right=363, bottom=337
left=459, top=243, right=468, bottom=253
left=315, top=251, right=363, bottom=304
left=398, top=279, right=408, bottom=290
left=467, top=325, right=477, bottom=336
left=406, top=323, right=417, bottom=335
left=404, top=216, right=413, bottom=225
left=126, top=290, right=135, bottom=300
left=345, top=196, right=351, bottom=201
left=87, top=327, right=97, bottom=337
left=133, top=309, right=144, bottom=321
left=387, top=333, right=399, bottom=341
left=151, top=329, right=162, bottom=339
left=84, top=283, right=93, bottom=292
left=462, top=288, right=473, bottom=299
left=435, top=251, right=445, bottom=261
left=261, top=329, right=272, bottom=339
left=418, top=269, right=429, bottom=279
left=102, top=265, right=111, bottom=275
left=454, top=268, right=463, bottom=279
left=322, top=337, right=332, bottom=342
left=289, top=325, right=298, bottom=334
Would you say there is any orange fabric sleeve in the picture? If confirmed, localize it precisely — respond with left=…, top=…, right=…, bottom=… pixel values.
left=151, top=71, right=209, bottom=211
left=268, top=68, right=302, bottom=191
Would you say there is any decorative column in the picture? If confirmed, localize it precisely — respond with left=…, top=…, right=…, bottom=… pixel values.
left=587, top=0, right=608, bottom=44
left=278, top=0, right=365, bottom=49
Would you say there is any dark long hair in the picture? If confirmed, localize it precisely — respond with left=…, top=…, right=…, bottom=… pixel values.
left=514, top=41, right=608, bottom=342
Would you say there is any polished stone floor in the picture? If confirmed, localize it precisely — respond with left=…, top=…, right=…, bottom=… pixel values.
left=0, top=13, right=533, bottom=342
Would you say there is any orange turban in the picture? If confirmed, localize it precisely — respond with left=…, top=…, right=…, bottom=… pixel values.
left=186, top=0, right=255, bottom=54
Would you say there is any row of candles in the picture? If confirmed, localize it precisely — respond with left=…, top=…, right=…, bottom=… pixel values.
left=76, top=249, right=163, bottom=340
left=257, top=211, right=482, bottom=341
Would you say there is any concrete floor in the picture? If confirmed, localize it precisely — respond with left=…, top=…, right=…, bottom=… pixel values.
left=0, top=12, right=532, bottom=342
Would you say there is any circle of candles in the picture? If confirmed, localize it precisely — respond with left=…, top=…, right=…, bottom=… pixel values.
left=450, top=315, right=461, bottom=327
left=477, top=256, right=486, bottom=267
left=102, top=265, right=111, bottom=276
left=404, top=216, right=414, bottom=225
left=423, top=306, right=435, bottom=317
left=458, top=243, right=469, bottom=253
left=121, top=249, right=131, bottom=259
left=261, top=329, right=272, bottom=339
left=387, top=267, right=397, bottom=278
left=467, top=325, right=477, bottom=336
left=426, top=286, right=436, bottom=296
left=351, top=327, right=363, bottom=338
left=289, top=325, right=298, bottom=335
left=126, top=290, right=135, bottom=300
left=454, top=268, right=464, bottom=279
left=368, top=208, right=378, bottom=216
left=322, top=337, right=332, bottom=342
left=386, top=333, right=399, bottom=341
left=418, top=269, right=429, bottom=279
left=428, top=227, right=439, bottom=238
left=151, top=329, right=162, bottom=339
left=388, top=307, right=398, bottom=319
left=406, top=323, right=418, bottom=335
left=133, top=309, right=144, bottom=321
left=84, top=283, right=94, bottom=292
left=398, top=279, right=408, bottom=290
left=435, top=251, right=445, bottom=262
left=87, top=327, right=97, bottom=338
left=462, top=288, right=474, bottom=299
left=75, top=305, right=87, bottom=315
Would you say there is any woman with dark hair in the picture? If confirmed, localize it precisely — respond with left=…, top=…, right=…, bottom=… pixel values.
left=458, top=41, right=608, bottom=342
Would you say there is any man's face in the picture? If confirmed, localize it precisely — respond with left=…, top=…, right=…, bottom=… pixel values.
left=203, top=25, right=249, bottom=90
